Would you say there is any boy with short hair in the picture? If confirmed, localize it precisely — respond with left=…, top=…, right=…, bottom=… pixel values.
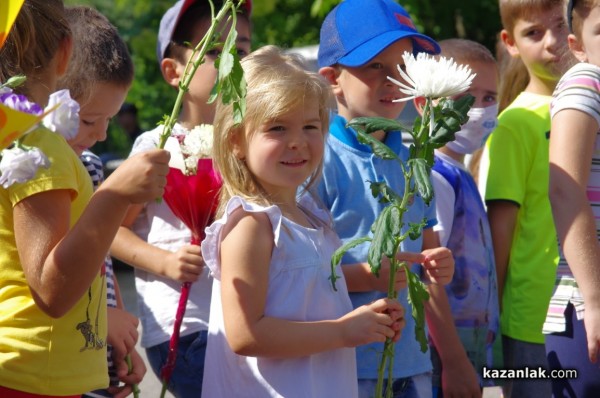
left=316, top=1, right=480, bottom=397
left=417, top=38, right=500, bottom=396
left=110, top=1, right=251, bottom=396
left=480, top=0, right=568, bottom=396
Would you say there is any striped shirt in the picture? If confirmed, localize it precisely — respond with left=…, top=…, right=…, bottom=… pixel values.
left=80, top=150, right=118, bottom=392
left=543, top=63, right=600, bottom=334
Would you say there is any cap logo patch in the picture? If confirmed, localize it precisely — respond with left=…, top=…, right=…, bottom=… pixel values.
left=394, top=13, right=415, bottom=29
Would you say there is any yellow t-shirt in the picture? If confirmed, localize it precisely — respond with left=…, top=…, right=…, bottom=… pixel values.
left=484, top=92, right=559, bottom=344
left=0, top=128, right=108, bottom=395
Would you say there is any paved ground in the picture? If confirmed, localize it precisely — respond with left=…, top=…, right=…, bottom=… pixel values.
left=115, top=265, right=175, bottom=398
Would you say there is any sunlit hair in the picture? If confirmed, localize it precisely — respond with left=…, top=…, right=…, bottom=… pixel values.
left=0, top=0, right=71, bottom=97
left=213, top=45, right=332, bottom=217
left=499, top=0, right=563, bottom=34
left=57, top=6, right=133, bottom=106
left=569, top=0, right=600, bottom=38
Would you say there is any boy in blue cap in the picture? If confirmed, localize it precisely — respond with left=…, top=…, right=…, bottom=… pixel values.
left=316, top=1, right=481, bottom=397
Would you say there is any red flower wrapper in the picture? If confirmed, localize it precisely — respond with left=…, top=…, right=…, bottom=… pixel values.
left=159, top=158, right=222, bottom=389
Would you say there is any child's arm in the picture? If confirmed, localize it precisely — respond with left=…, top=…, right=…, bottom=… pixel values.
left=486, top=200, right=519, bottom=309
left=422, top=228, right=481, bottom=398
left=220, top=209, right=404, bottom=358
left=13, top=149, right=169, bottom=318
left=111, top=205, right=205, bottom=283
left=549, top=109, right=600, bottom=363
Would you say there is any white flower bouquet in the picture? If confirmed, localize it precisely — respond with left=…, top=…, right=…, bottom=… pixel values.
left=173, top=124, right=214, bottom=175
left=0, top=76, right=80, bottom=188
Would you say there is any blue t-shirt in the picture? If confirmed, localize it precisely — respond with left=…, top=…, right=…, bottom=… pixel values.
left=315, top=114, right=436, bottom=379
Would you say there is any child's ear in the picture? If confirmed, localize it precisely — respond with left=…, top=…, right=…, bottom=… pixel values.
left=500, top=29, right=519, bottom=58
left=413, top=96, right=426, bottom=116
left=568, top=34, right=587, bottom=62
left=319, top=66, right=343, bottom=96
left=230, top=131, right=246, bottom=160
left=161, top=58, right=182, bottom=90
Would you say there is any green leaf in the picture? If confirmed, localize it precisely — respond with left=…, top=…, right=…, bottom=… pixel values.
left=407, top=218, right=427, bottom=240
left=369, top=181, right=404, bottom=205
left=368, top=205, right=401, bottom=276
left=410, top=158, right=434, bottom=205
left=1, top=75, right=26, bottom=89
left=218, top=28, right=237, bottom=80
left=330, top=236, right=372, bottom=291
left=404, top=265, right=430, bottom=353
left=207, top=42, right=246, bottom=124
left=348, top=116, right=410, bottom=135
left=409, top=114, right=423, bottom=142
left=428, top=94, right=475, bottom=148
left=355, top=129, right=400, bottom=161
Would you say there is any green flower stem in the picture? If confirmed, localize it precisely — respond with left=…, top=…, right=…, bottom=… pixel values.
left=157, top=0, right=239, bottom=149
left=375, top=163, right=417, bottom=398
left=125, top=354, right=140, bottom=398
left=160, top=380, right=168, bottom=398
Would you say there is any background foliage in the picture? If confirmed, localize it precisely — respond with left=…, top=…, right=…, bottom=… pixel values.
left=64, top=0, right=501, bottom=157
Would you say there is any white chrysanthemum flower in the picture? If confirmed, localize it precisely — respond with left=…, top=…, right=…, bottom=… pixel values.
left=178, top=124, right=214, bottom=175
left=0, top=145, right=50, bottom=188
left=43, top=89, right=80, bottom=140
left=389, top=51, right=476, bottom=102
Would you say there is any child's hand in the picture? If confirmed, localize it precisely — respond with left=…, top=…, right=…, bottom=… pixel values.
left=109, top=348, right=146, bottom=398
left=583, top=304, right=600, bottom=363
left=102, top=149, right=170, bottom=205
left=162, top=244, right=205, bottom=283
left=421, top=247, right=454, bottom=285
left=339, top=298, right=405, bottom=347
left=368, top=251, right=426, bottom=292
left=107, top=307, right=139, bottom=361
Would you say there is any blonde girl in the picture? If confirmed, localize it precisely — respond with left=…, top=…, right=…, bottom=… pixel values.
left=201, top=45, right=405, bottom=398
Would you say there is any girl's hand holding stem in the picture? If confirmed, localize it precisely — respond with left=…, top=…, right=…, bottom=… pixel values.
left=339, top=298, right=406, bottom=347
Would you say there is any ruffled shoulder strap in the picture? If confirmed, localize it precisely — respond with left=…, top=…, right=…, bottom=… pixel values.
left=201, top=196, right=282, bottom=280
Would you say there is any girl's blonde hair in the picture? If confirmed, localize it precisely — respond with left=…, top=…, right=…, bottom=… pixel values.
left=213, top=45, right=332, bottom=217
left=0, top=0, right=71, bottom=97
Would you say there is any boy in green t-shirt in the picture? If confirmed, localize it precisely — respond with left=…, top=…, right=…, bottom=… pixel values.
left=480, top=0, right=568, bottom=396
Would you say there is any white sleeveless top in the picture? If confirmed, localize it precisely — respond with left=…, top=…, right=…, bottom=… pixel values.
left=201, top=195, right=358, bottom=398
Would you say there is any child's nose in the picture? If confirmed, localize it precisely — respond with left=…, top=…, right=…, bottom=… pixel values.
left=288, top=130, right=307, bottom=148
left=545, top=27, right=564, bottom=51
left=96, top=122, right=109, bottom=142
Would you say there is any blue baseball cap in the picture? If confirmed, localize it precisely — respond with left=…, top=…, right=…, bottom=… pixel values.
left=318, top=0, right=440, bottom=68
left=157, top=0, right=252, bottom=65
